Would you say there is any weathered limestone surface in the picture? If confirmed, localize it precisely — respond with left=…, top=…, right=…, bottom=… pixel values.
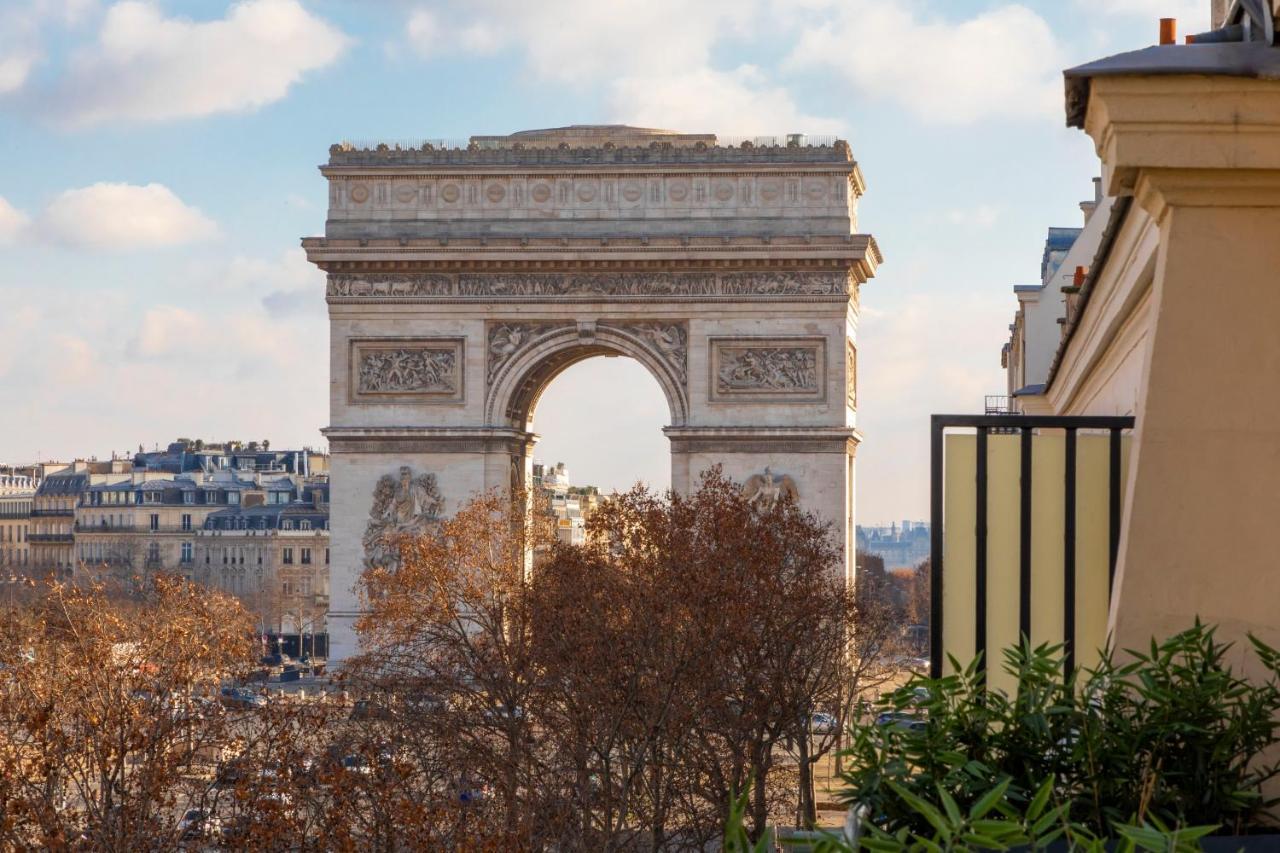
left=305, top=126, right=880, bottom=663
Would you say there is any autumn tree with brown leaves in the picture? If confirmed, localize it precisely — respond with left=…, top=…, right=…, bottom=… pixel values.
left=0, top=575, right=254, bottom=850
left=348, top=468, right=906, bottom=847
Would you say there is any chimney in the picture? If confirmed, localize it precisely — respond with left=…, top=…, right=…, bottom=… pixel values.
left=1159, top=17, right=1177, bottom=44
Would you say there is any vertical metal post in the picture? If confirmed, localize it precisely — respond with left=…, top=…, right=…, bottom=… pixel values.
left=975, top=427, right=989, bottom=682
left=1064, top=428, right=1078, bottom=675
left=929, top=417, right=944, bottom=679
left=1019, top=427, right=1033, bottom=642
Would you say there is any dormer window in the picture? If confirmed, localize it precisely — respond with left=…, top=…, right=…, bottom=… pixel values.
left=299, top=520, right=311, bottom=531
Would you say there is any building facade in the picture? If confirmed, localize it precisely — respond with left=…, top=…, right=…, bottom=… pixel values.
left=194, top=496, right=330, bottom=640
left=307, top=125, right=881, bottom=662
left=531, top=461, right=599, bottom=547
left=0, top=467, right=40, bottom=570
left=948, top=0, right=1280, bottom=685
left=32, top=462, right=134, bottom=577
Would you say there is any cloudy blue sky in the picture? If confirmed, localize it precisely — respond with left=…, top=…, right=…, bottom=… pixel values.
left=0, top=0, right=1209, bottom=523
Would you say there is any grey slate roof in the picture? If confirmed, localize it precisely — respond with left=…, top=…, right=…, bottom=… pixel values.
left=1065, top=41, right=1280, bottom=128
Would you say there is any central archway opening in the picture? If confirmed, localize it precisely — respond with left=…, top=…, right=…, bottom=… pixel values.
left=527, top=350, right=670, bottom=499
left=527, top=355, right=672, bottom=500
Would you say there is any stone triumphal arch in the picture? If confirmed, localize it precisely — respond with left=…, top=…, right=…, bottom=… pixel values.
left=303, top=126, right=880, bottom=662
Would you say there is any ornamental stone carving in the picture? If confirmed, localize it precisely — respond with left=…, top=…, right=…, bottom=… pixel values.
left=328, top=274, right=451, bottom=297
left=713, top=339, right=824, bottom=400
left=363, top=466, right=445, bottom=572
left=487, top=323, right=570, bottom=384
left=603, top=322, right=688, bottom=384
left=349, top=338, right=464, bottom=403
left=357, top=347, right=457, bottom=395
left=719, top=271, right=847, bottom=295
left=742, top=467, right=800, bottom=510
left=327, top=271, right=850, bottom=301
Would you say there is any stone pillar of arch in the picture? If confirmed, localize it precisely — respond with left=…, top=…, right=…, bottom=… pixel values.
left=304, top=126, right=881, bottom=663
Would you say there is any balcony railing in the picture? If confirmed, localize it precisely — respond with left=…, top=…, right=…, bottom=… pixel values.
left=984, top=395, right=1013, bottom=415
left=28, top=533, right=74, bottom=543
left=930, top=414, right=1135, bottom=689
left=74, top=523, right=197, bottom=534
left=30, top=509, right=75, bottom=518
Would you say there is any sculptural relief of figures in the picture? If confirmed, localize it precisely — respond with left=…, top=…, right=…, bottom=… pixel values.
left=607, top=322, right=689, bottom=384
left=363, top=466, right=446, bottom=572
left=742, top=467, right=800, bottom=510
left=328, top=274, right=451, bottom=297
left=357, top=348, right=457, bottom=394
left=717, top=347, right=819, bottom=393
left=487, top=323, right=568, bottom=384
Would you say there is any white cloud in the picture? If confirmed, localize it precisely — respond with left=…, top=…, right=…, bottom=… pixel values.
left=855, top=289, right=1010, bottom=524
left=945, top=204, right=1001, bottom=228
left=0, top=243, right=330, bottom=463
left=403, top=0, right=755, bottom=82
left=610, top=65, right=843, bottom=136
left=0, top=196, right=30, bottom=244
left=223, top=248, right=325, bottom=317
left=786, top=2, right=1066, bottom=124
left=0, top=2, right=98, bottom=95
left=126, top=305, right=203, bottom=359
left=37, top=182, right=217, bottom=250
left=51, top=0, right=348, bottom=126
left=0, top=53, right=37, bottom=94
left=50, top=334, right=97, bottom=384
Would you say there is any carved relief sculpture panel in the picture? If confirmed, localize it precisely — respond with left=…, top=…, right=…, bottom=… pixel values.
left=710, top=337, right=826, bottom=402
left=486, top=323, right=573, bottom=385
left=601, top=321, right=688, bottom=385
left=363, top=465, right=445, bottom=572
left=328, top=271, right=849, bottom=301
left=349, top=338, right=465, bottom=404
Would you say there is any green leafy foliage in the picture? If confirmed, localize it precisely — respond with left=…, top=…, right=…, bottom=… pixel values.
left=724, top=775, right=1217, bottom=852
left=839, top=622, right=1280, bottom=841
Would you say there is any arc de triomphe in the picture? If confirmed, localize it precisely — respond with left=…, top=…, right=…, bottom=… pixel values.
left=303, top=126, right=881, bottom=662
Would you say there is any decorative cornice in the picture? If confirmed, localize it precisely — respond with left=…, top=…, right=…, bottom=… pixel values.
left=325, top=140, right=853, bottom=168
left=663, top=425, right=860, bottom=455
left=322, top=426, right=536, bottom=455
left=327, top=270, right=853, bottom=302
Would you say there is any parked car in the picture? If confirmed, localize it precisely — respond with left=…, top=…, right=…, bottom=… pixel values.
left=875, top=711, right=926, bottom=732
left=809, top=712, right=838, bottom=734
left=219, top=686, right=267, bottom=709
left=177, top=808, right=221, bottom=841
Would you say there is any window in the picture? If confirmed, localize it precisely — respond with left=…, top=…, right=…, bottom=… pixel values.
left=300, top=576, right=312, bottom=597
left=282, top=520, right=292, bottom=531
left=283, top=547, right=293, bottom=565
left=150, top=514, right=159, bottom=531
left=181, top=542, right=192, bottom=563
left=228, top=491, right=240, bottom=505
left=147, top=542, right=160, bottom=563
left=300, top=520, right=311, bottom=531
left=282, top=581, right=292, bottom=596
left=205, top=490, right=217, bottom=504
left=325, top=548, right=330, bottom=565
left=145, top=491, right=160, bottom=505
left=301, top=547, right=311, bottom=565
left=183, top=491, right=194, bottom=505
left=181, top=514, right=191, bottom=532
